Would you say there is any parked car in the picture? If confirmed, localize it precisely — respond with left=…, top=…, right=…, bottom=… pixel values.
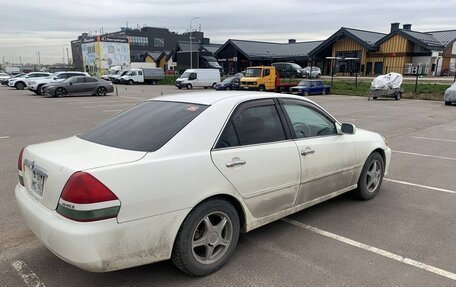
left=441, top=68, right=455, bottom=77
left=272, top=62, right=305, bottom=78
left=302, top=66, right=322, bottom=78
left=119, top=68, right=165, bottom=85
left=290, top=80, right=330, bottom=96
left=0, top=72, right=10, bottom=83
left=175, top=69, right=220, bottom=89
left=16, top=92, right=391, bottom=276
left=111, top=70, right=129, bottom=84
left=2, top=73, right=24, bottom=85
left=214, top=74, right=242, bottom=90
left=42, top=76, right=113, bottom=97
left=8, top=72, right=51, bottom=90
left=28, top=71, right=90, bottom=95
left=444, top=82, right=456, bottom=105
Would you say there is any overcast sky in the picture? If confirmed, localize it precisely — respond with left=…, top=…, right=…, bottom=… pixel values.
left=0, top=0, right=455, bottom=65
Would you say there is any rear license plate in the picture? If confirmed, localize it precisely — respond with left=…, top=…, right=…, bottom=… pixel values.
left=24, top=159, right=47, bottom=196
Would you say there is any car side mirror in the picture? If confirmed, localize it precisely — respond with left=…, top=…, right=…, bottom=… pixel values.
left=341, top=123, right=356, bottom=134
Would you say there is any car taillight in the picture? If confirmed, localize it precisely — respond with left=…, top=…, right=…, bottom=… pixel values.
left=18, top=146, right=26, bottom=171
left=18, top=147, right=26, bottom=186
left=56, top=172, right=121, bottom=222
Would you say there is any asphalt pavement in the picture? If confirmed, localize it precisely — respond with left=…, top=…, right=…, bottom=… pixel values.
left=1, top=85, right=455, bottom=286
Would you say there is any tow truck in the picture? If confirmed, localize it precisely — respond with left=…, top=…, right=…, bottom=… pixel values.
left=240, top=66, right=301, bottom=92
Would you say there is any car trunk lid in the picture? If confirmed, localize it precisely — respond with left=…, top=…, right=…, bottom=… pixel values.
left=20, top=136, right=146, bottom=211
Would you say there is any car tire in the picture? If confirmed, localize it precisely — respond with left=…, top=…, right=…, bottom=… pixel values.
left=356, top=152, right=384, bottom=200
left=186, top=84, right=193, bottom=89
left=55, top=88, right=67, bottom=98
left=258, top=85, right=266, bottom=92
left=322, top=90, right=326, bottom=95
left=394, top=92, right=401, bottom=101
left=212, top=83, right=217, bottom=89
left=128, top=80, right=134, bottom=85
left=178, top=87, right=182, bottom=90
left=444, top=101, right=451, bottom=106
left=317, top=74, right=321, bottom=78
left=304, top=90, right=309, bottom=96
left=15, top=82, right=25, bottom=90
left=37, top=85, right=44, bottom=95
left=151, top=80, right=157, bottom=85
left=172, top=199, right=240, bottom=276
left=373, top=97, right=378, bottom=100
left=97, top=87, right=107, bottom=96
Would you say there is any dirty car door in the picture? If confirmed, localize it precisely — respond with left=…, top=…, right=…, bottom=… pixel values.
left=211, top=99, right=301, bottom=218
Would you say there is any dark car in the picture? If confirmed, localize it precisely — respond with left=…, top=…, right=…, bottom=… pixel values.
left=214, top=74, right=242, bottom=90
left=272, top=62, right=305, bottom=78
left=42, top=76, right=114, bottom=97
left=290, top=80, right=330, bottom=96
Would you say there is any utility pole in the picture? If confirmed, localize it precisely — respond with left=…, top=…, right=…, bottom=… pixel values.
left=66, top=47, right=70, bottom=66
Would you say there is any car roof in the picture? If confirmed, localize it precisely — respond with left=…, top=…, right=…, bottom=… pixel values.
left=149, top=91, right=315, bottom=106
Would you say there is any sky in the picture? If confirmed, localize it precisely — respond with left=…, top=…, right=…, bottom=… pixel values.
left=0, top=0, right=455, bottom=65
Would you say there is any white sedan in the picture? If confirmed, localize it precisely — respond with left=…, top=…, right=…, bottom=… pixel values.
left=16, top=92, right=391, bottom=276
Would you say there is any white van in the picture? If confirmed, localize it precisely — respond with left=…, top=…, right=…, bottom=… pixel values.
left=175, top=69, right=220, bottom=89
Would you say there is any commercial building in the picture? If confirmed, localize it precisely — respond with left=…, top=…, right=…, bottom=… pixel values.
left=71, top=35, right=130, bottom=74
left=71, top=26, right=206, bottom=71
left=309, top=23, right=456, bottom=76
left=215, top=39, right=322, bottom=74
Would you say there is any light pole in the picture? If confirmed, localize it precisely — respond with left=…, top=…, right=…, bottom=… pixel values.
left=345, top=57, right=360, bottom=88
left=189, top=17, right=200, bottom=69
left=326, top=57, right=341, bottom=88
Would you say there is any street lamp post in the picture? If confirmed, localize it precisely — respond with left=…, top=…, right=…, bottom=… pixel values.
left=189, top=17, right=200, bottom=69
left=345, top=57, right=360, bottom=88
left=326, top=57, right=341, bottom=88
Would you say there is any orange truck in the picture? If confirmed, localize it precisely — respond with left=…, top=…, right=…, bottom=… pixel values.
left=239, top=66, right=301, bottom=92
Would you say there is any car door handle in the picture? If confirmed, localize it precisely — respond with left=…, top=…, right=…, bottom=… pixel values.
left=301, top=148, right=315, bottom=156
left=226, top=159, right=246, bottom=167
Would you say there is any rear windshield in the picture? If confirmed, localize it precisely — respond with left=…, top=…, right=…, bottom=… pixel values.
left=79, top=101, right=208, bottom=152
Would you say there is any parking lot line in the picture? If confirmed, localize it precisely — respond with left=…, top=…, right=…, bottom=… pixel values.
left=75, top=99, right=140, bottom=105
left=0, top=136, right=10, bottom=139
left=102, top=110, right=123, bottom=113
left=84, top=103, right=134, bottom=108
left=11, top=260, right=46, bottom=287
left=118, top=95, right=145, bottom=101
left=411, top=136, right=456, bottom=143
left=392, top=150, right=456, bottom=161
left=384, top=178, right=456, bottom=194
left=282, top=218, right=456, bottom=281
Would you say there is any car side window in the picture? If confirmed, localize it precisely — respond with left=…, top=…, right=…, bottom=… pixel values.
left=138, top=71, right=143, bottom=76
left=84, top=77, right=97, bottom=83
left=283, top=102, right=337, bottom=138
left=72, top=77, right=85, bottom=84
left=263, top=69, right=270, bottom=77
left=216, top=102, right=286, bottom=148
left=189, top=73, right=197, bottom=80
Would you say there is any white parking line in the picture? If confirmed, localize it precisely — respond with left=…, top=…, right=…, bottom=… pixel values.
left=76, top=100, right=139, bottom=105
left=102, top=110, right=123, bottom=113
left=282, top=218, right=456, bottom=281
left=384, top=178, right=456, bottom=194
left=11, top=260, right=46, bottom=287
left=118, top=95, right=145, bottom=100
left=411, top=136, right=456, bottom=143
left=84, top=103, right=134, bottom=108
left=392, top=150, right=456, bottom=161
left=0, top=136, right=10, bottom=139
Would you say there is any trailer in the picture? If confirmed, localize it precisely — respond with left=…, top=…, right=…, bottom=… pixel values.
left=368, top=72, right=403, bottom=101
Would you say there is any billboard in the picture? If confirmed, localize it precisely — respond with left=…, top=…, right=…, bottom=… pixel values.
left=81, top=36, right=130, bottom=75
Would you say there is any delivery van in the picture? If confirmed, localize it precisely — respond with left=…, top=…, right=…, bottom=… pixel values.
left=175, top=69, right=220, bottom=89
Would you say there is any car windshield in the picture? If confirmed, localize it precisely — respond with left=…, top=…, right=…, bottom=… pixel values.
left=78, top=101, right=209, bottom=152
left=181, top=71, right=192, bottom=78
left=222, top=77, right=234, bottom=83
left=298, top=81, right=312, bottom=86
left=290, top=63, right=302, bottom=69
left=245, top=68, right=262, bottom=77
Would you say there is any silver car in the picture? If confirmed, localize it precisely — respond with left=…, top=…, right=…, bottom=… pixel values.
left=43, top=76, right=114, bottom=97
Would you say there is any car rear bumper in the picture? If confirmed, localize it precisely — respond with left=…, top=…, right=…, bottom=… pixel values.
left=15, top=183, right=189, bottom=272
